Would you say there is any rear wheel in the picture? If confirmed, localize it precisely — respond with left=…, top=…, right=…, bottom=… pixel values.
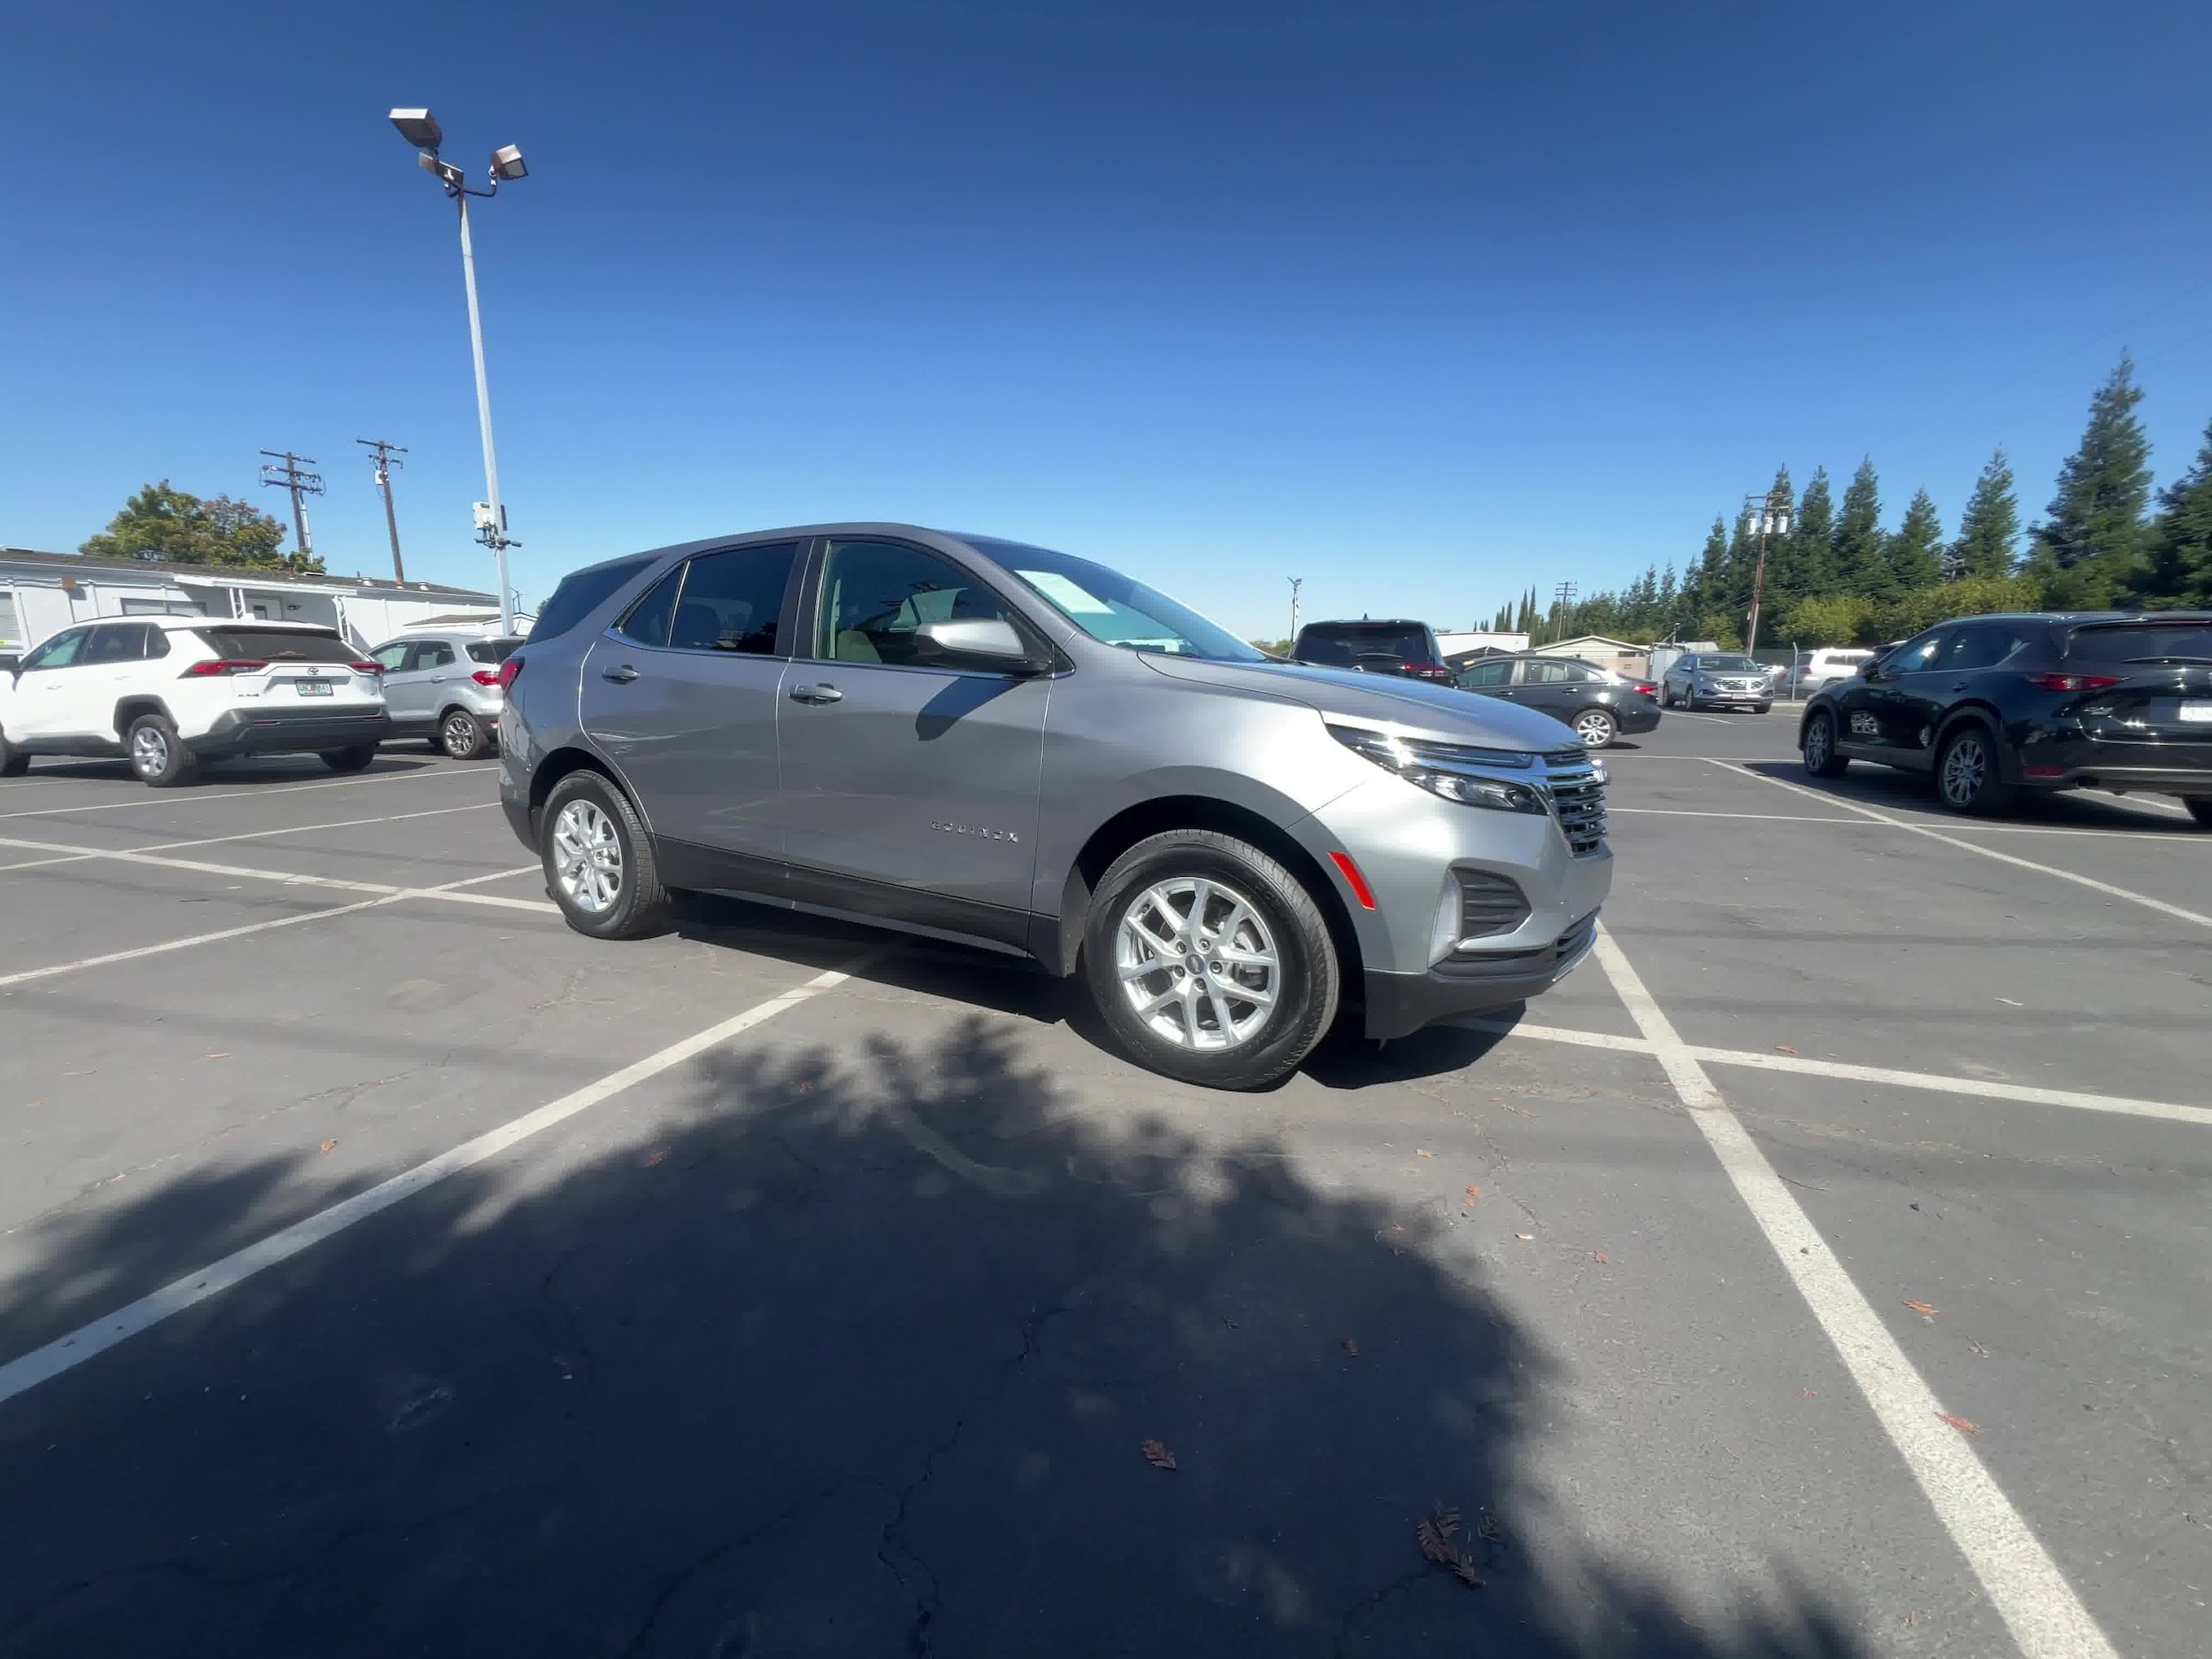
left=1934, top=726, right=2016, bottom=816
left=127, top=713, right=195, bottom=787
left=439, top=708, right=490, bottom=760
left=541, top=769, right=671, bottom=939
left=1801, top=710, right=1848, bottom=778
left=319, top=744, right=378, bottom=772
left=2184, top=798, right=2212, bottom=828
left=1572, top=707, right=1617, bottom=749
left=1083, top=829, right=1337, bottom=1091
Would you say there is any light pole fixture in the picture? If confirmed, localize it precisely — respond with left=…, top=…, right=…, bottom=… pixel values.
left=1743, top=486, right=1793, bottom=655
left=388, top=105, right=527, bottom=632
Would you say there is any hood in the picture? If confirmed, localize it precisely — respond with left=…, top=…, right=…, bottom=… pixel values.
left=1139, top=656, right=1578, bottom=750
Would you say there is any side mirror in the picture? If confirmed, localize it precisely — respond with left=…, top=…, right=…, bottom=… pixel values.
left=1855, top=657, right=1879, bottom=679
left=0, top=654, right=19, bottom=676
left=915, top=618, right=1046, bottom=673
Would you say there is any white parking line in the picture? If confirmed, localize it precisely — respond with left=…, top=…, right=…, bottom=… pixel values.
left=1458, top=1018, right=2212, bottom=1128
left=1608, top=804, right=2209, bottom=841
left=1589, top=927, right=2120, bottom=1659
left=1610, top=807, right=1870, bottom=823
left=0, top=953, right=879, bottom=1408
left=1661, top=710, right=1736, bottom=724
left=0, top=764, right=496, bottom=820
left=1709, top=759, right=2212, bottom=931
left=0, top=802, right=498, bottom=872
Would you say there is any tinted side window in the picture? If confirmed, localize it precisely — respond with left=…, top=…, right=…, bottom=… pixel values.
left=532, top=555, right=656, bottom=643
left=84, top=623, right=145, bottom=664
left=372, top=642, right=412, bottom=671
left=419, top=641, right=456, bottom=670
left=467, top=637, right=524, bottom=664
left=818, top=541, right=1008, bottom=666
left=1889, top=632, right=1947, bottom=672
left=1945, top=626, right=2026, bottom=672
left=617, top=567, right=683, bottom=648
left=671, top=542, right=799, bottom=654
left=20, top=628, right=89, bottom=670
left=144, top=627, right=169, bottom=659
left=1525, top=660, right=1573, bottom=684
left=1456, top=659, right=1512, bottom=687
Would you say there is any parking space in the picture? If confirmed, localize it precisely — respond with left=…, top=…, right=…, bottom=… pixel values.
left=0, top=723, right=2204, bottom=1657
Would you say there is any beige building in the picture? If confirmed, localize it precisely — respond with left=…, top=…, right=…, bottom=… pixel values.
left=1541, top=634, right=1651, bottom=677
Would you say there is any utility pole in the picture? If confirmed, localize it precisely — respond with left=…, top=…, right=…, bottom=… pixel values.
left=357, top=439, right=410, bottom=582
left=258, top=450, right=325, bottom=566
left=1742, top=486, right=1793, bottom=654
left=1551, top=580, right=1578, bottom=644
left=1288, top=577, right=1302, bottom=645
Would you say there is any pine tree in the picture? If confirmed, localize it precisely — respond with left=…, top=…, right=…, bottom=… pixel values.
left=1790, top=467, right=1835, bottom=596
left=1677, top=518, right=1724, bottom=636
left=1722, top=510, right=1756, bottom=619
left=2130, top=417, right=2212, bottom=608
left=1950, top=449, right=2019, bottom=580
left=1887, top=488, right=1944, bottom=591
left=2030, top=354, right=2153, bottom=607
left=1831, top=457, right=1886, bottom=598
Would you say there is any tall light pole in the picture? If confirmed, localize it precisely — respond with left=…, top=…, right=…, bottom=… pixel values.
left=1742, top=486, right=1793, bottom=654
left=389, top=108, right=527, bottom=632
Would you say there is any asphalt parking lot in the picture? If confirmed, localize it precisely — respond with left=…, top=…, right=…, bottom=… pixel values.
left=0, top=715, right=2206, bottom=1658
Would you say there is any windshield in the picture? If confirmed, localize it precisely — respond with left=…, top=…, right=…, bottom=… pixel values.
left=1699, top=655, right=1764, bottom=673
left=967, top=538, right=1263, bottom=662
left=2064, top=621, right=2212, bottom=664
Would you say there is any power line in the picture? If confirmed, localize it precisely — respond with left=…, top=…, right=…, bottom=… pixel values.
left=357, top=439, right=409, bottom=582
left=257, top=450, right=324, bottom=565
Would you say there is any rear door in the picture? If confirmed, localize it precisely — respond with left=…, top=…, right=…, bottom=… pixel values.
left=78, top=623, right=152, bottom=737
left=776, top=535, right=1050, bottom=944
left=1515, top=659, right=1583, bottom=721
left=578, top=540, right=802, bottom=876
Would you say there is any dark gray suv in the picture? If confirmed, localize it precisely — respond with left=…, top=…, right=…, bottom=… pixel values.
left=499, top=526, right=1612, bottom=1088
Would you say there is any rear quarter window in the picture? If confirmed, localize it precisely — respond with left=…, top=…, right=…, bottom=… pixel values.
left=531, top=556, right=657, bottom=643
left=466, top=637, right=525, bottom=664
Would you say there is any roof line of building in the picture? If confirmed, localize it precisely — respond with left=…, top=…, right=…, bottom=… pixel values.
left=0, top=546, right=493, bottom=600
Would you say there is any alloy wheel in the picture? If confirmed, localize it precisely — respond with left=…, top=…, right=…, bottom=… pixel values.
left=442, top=711, right=476, bottom=757
left=1940, top=734, right=1987, bottom=808
left=132, top=726, right=169, bottom=776
left=1804, top=718, right=1832, bottom=771
left=1574, top=710, right=1614, bottom=748
left=551, top=798, right=623, bottom=914
left=1115, top=876, right=1279, bottom=1052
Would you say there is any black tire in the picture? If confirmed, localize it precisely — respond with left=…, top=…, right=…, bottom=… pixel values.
left=1083, top=829, right=1338, bottom=1090
left=127, top=712, right=196, bottom=787
left=1660, top=683, right=1677, bottom=708
left=0, top=730, right=27, bottom=777
left=438, top=707, right=491, bottom=760
left=1801, top=710, right=1848, bottom=778
left=2183, top=798, right=2212, bottom=829
left=1933, top=725, right=2016, bottom=816
left=539, top=768, right=672, bottom=940
left=319, top=744, right=379, bottom=772
left=1681, top=690, right=1699, bottom=711
left=1571, top=707, right=1617, bottom=749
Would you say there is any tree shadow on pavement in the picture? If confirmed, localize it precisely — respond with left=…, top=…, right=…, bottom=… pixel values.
left=0, top=1020, right=1863, bottom=1659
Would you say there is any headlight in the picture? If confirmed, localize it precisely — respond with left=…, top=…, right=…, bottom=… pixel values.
left=1328, top=724, right=1548, bottom=814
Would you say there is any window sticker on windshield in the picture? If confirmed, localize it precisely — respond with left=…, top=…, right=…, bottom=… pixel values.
left=1020, top=571, right=1114, bottom=614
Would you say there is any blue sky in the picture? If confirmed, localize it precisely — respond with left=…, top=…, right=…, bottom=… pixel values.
left=3, top=0, right=2208, bottom=638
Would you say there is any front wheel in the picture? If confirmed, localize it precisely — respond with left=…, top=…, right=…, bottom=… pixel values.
left=1801, top=710, right=1848, bottom=778
left=127, top=713, right=196, bottom=787
left=439, top=708, right=491, bottom=760
left=1572, top=708, right=1617, bottom=749
left=2183, top=798, right=2212, bottom=829
left=319, top=744, right=378, bottom=772
left=540, top=770, right=672, bottom=939
left=0, top=730, right=27, bottom=778
left=1083, top=830, right=1338, bottom=1090
left=1934, top=726, right=2016, bottom=816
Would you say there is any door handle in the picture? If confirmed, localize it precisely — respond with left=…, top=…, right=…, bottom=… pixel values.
left=601, top=664, right=640, bottom=684
left=1949, top=681, right=1968, bottom=690
left=787, top=683, right=843, bottom=704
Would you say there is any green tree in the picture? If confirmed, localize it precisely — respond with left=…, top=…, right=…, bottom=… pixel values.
left=81, top=480, right=311, bottom=572
left=2130, top=416, right=2212, bottom=608
left=1788, top=467, right=1835, bottom=597
left=2028, top=354, right=2153, bottom=608
left=1831, top=457, right=1886, bottom=597
left=1886, top=488, right=1944, bottom=591
left=1778, top=593, right=1871, bottom=648
left=1870, top=574, right=2037, bottom=641
left=1949, top=449, right=2019, bottom=580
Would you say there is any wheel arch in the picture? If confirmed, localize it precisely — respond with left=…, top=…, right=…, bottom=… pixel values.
left=1932, top=703, right=2015, bottom=783
left=527, top=744, right=651, bottom=836
left=112, top=695, right=175, bottom=741
left=1048, top=794, right=1364, bottom=987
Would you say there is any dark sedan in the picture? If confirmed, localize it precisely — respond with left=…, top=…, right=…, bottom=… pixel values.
left=1799, top=611, right=2212, bottom=821
left=1453, top=653, right=1663, bottom=749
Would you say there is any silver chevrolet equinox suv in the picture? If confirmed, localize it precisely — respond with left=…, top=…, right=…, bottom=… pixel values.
left=498, top=526, right=1611, bottom=1089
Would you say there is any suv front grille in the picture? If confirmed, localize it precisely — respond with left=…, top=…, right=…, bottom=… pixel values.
left=1541, top=749, right=1608, bottom=856
left=1457, top=869, right=1532, bottom=939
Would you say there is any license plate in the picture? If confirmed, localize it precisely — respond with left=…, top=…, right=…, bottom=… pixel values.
left=295, top=680, right=334, bottom=697
left=2181, top=702, right=2212, bottom=724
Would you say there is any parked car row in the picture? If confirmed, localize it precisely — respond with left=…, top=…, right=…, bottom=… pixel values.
left=0, top=618, right=521, bottom=785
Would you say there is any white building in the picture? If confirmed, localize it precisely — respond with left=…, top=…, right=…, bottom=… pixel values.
left=0, top=547, right=510, bottom=655
left=1438, top=630, right=1531, bottom=660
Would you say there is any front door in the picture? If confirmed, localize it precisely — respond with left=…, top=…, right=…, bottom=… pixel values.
left=578, top=541, right=801, bottom=878
left=1873, top=629, right=1952, bottom=760
left=6, top=625, right=96, bottom=741
left=776, top=536, right=1050, bottom=947
left=373, top=641, right=427, bottom=727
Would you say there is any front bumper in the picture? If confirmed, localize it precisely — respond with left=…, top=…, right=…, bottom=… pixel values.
left=196, top=707, right=390, bottom=757
left=1363, top=910, right=1600, bottom=1040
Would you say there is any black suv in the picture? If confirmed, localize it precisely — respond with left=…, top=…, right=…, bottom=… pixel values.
left=1289, top=619, right=1452, bottom=683
left=1452, top=653, right=1662, bottom=749
left=1799, top=611, right=2212, bottom=821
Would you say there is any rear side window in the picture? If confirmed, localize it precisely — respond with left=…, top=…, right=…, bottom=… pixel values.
left=2064, top=622, right=2212, bottom=664
left=531, top=555, right=657, bottom=643
left=195, top=628, right=356, bottom=663
left=84, top=623, right=148, bottom=664
left=1456, top=659, right=1513, bottom=687
left=1943, top=626, right=2030, bottom=672
left=466, top=637, right=524, bottom=664
left=617, top=567, right=684, bottom=648
left=1525, top=659, right=1602, bottom=684
left=672, top=543, right=799, bottom=654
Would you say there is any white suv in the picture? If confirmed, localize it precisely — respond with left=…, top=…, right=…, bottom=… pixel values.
left=0, top=618, right=388, bottom=787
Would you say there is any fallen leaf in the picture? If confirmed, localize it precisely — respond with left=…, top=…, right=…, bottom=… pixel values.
left=1417, top=1505, right=1460, bottom=1563
left=1802, top=1387, right=1818, bottom=1397
left=1773, top=1044, right=1799, bottom=1055
left=319, top=1139, right=337, bottom=1153
left=1936, top=1412, right=1978, bottom=1434
left=1515, top=1233, right=1534, bottom=1241
left=1463, top=1185, right=1481, bottom=1199
left=1996, top=997, right=2023, bottom=1007
left=1904, top=1300, right=1939, bottom=1317
left=1140, top=1438, right=1178, bottom=1471
left=204, top=1054, right=230, bottom=1061
left=1594, top=1251, right=1609, bottom=1264
left=1340, top=1337, right=1360, bottom=1356
left=643, top=1149, right=667, bottom=1167
left=1416, top=1148, right=1435, bottom=1157
left=1447, top=1556, right=1486, bottom=1587
left=1475, top=1509, right=1503, bottom=1543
